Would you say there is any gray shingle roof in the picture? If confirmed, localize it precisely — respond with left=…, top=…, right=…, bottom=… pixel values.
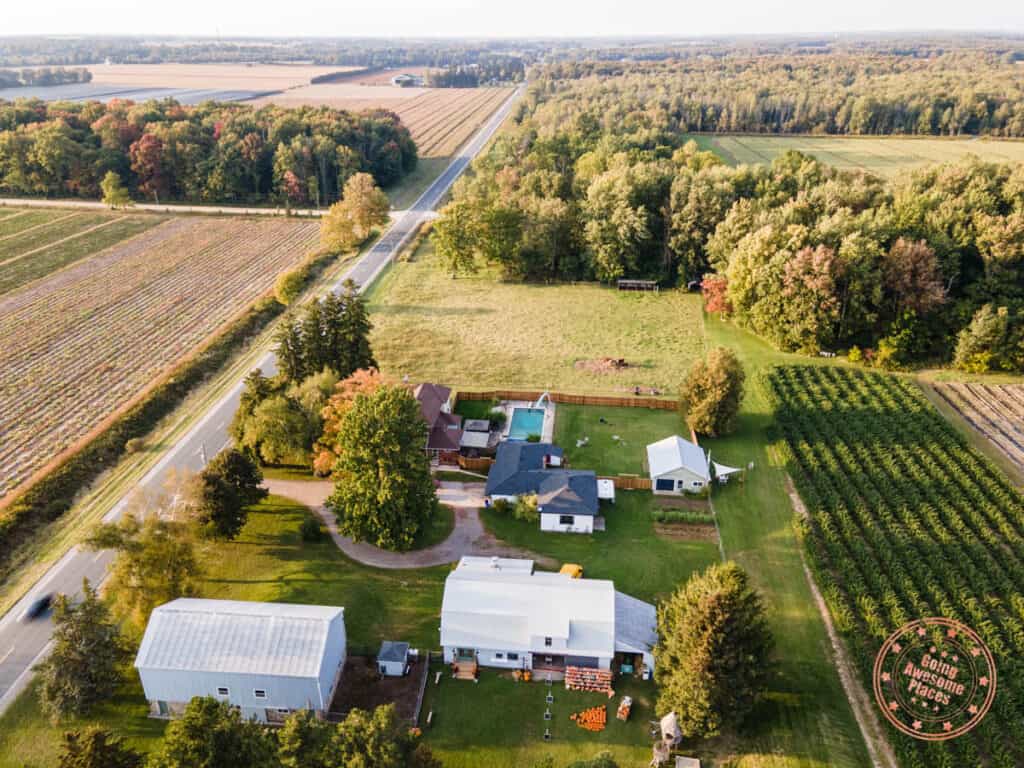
left=378, top=640, right=410, bottom=663
left=485, top=442, right=564, bottom=496
left=537, top=470, right=598, bottom=517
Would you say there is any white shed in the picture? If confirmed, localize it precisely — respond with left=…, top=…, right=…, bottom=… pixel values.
left=646, top=436, right=710, bottom=495
left=134, top=598, right=346, bottom=723
left=377, top=641, right=410, bottom=677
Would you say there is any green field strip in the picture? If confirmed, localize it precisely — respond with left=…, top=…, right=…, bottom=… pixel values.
left=726, top=136, right=777, bottom=164
left=0, top=210, right=59, bottom=239
left=0, top=216, right=166, bottom=295
left=0, top=213, right=112, bottom=261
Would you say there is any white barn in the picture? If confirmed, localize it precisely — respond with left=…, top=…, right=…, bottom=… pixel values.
left=440, top=557, right=657, bottom=674
left=134, top=598, right=346, bottom=723
left=646, top=435, right=710, bottom=495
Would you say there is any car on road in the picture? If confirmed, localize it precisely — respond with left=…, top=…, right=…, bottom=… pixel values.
left=19, top=593, right=54, bottom=622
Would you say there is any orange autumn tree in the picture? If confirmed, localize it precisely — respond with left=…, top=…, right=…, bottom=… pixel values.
left=313, top=368, right=390, bottom=475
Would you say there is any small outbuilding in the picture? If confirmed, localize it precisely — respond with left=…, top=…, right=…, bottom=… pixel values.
left=646, top=435, right=710, bottom=495
left=377, top=641, right=411, bottom=677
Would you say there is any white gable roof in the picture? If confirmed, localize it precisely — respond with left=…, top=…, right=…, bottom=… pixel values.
left=441, top=557, right=616, bottom=657
left=134, top=598, right=344, bottom=679
left=646, top=435, right=709, bottom=481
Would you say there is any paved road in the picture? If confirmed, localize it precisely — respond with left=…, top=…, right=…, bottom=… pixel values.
left=0, top=84, right=524, bottom=715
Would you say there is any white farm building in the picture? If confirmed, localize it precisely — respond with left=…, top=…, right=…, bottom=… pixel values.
left=134, top=598, right=346, bottom=723
left=440, top=557, right=657, bottom=675
left=646, top=435, right=711, bottom=494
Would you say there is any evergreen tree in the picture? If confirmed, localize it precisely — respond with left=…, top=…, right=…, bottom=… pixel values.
left=149, top=697, right=276, bottom=768
left=189, top=449, right=267, bottom=539
left=37, top=580, right=129, bottom=721
left=326, top=385, right=436, bottom=550
left=57, top=726, right=142, bottom=768
left=338, top=279, right=376, bottom=376
left=656, top=562, right=774, bottom=738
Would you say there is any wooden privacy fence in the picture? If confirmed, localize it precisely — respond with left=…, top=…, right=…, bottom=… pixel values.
left=457, top=456, right=494, bottom=471
left=455, top=389, right=676, bottom=411
left=601, top=475, right=652, bottom=490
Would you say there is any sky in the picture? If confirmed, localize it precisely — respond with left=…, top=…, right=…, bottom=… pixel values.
left=3, top=0, right=1023, bottom=39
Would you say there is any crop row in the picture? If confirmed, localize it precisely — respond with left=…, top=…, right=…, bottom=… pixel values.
left=0, top=217, right=318, bottom=498
left=395, top=88, right=509, bottom=157
left=766, top=366, right=1024, bottom=768
left=935, top=383, right=1024, bottom=473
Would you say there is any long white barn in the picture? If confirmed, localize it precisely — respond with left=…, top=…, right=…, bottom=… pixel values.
left=134, top=598, right=346, bottom=723
left=440, top=557, right=656, bottom=674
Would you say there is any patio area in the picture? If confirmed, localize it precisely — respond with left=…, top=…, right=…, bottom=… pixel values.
left=498, top=397, right=556, bottom=443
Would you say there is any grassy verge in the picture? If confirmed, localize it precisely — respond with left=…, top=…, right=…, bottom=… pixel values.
left=414, top=503, right=455, bottom=550
left=366, top=240, right=705, bottom=394
left=385, top=156, right=451, bottom=209
left=0, top=494, right=449, bottom=767
left=433, top=471, right=486, bottom=483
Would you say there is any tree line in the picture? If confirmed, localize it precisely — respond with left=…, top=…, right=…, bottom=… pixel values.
left=426, top=56, right=525, bottom=87
left=0, top=98, right=417, bottom=204
left=539, top=51, right=1024, bottom=136
left=0, top=66, right=91, bottom=89
left=433, top=71, right=1024, bottom=370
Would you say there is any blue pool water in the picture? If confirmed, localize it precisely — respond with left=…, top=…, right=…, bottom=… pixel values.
left=508, top=408, right=545, bottom=441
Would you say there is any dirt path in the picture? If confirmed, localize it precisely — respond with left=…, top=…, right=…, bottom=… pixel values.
left=264, top=478, right=550, bottom=569
left=0, top=216, right=125, bottom=268
left=785, top=477, right=898, bottom=768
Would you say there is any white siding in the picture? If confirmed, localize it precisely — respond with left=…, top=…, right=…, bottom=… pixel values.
left=443, top=646, right=532, bottom=669
left=652, top=467, right=707, bottom=495
left=540, top=513, right=594, bottom=533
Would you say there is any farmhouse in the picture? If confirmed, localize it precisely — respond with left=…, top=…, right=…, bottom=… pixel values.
left=440, top=556, right=657, bottom=675
left=646, top=435, right=710, bottom=494
left=134, top=598, right=346, bottom=723
left=414, top=382, right=463, bottom=459
left=485, top=442, right=600, bottom=533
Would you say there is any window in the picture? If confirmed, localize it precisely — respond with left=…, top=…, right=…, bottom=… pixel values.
left=277, top=708, right=290, bottom=715
left=494, top=652, right=505, bottom=660
left=544, top=637, right=552, bottom=647
left=655, top=478, right=675, bottom=491
left=216, top=687, right=229, bottom=697
left=558, top=515, right=574, bottom=526
left=507, top=653, right=519, bottom=661
left=253, top=689, right=267, bottom=699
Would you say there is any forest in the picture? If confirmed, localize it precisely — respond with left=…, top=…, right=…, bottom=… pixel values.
left=433, top=68, right=1024, bottom=370
left=0, top=67, right=91, bottom=89
left=0, top=98, right=417, bottom=205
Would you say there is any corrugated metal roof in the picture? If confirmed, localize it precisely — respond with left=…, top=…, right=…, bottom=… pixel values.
left=646, top=435, right=709, bottom=480
left=134, top=599, right=344, bottom=679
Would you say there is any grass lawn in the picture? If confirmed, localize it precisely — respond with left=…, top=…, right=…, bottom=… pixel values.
left=385, top=156, right=451, bottom=209
left=366, top=239, right=705, bottom=394
left=421, top=666, right=656, bottom=768
left=554, top=403, right=681, bottom=476
left=415, top=502, right=456, bottom=549
left=483, top=491, right=719, bottom=606
left=689, top=133, right=1024, bottom=177
left=434, top=470, right=487, bottom=483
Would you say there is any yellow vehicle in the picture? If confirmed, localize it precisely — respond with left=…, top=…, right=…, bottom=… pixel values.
left=559, top=563, right=584, bottom=579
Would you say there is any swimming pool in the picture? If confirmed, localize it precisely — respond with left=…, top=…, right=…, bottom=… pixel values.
left=507, top=407, right=545, bottom=441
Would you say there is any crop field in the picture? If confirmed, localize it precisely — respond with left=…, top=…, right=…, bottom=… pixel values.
left=87, top=63, right=357, bottom=91
left=934, top=382, right=1024, bottom=475
left=768, top=366, right=1024, bottom=768
left=692, top=134, right=1024, bottom=176
left=325, top=66, right=435, bottom=85
left=0, top=209, right=165, bottom=294
left=0, top=216, right=318, bottom=501
left=253, top=86, right=510, bottom=157
left=367, top=240, right=705, bottom=393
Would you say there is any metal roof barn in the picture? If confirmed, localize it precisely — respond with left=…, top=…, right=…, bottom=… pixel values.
left=134, top=598, right=346, bottom=723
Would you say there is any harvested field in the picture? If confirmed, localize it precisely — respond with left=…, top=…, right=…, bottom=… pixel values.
left=252, top=86, right=511, bottom=157
left=0, top=216, right=318, bottom=500
left=88, top=63, right=358, bottom=91
left=691, top=134, right=1024, bottom=176
left=329, top=67, right=435, bottom=86
left=934, top=382, right=1024, bottom=474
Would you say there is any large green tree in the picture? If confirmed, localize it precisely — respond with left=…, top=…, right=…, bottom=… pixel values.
left=678, top=347, right=746, bottom=438
left=326, top=385, right=436, bottom=550
left=656, top=562, right=774, bottom=738
left=149, top=697, right=276, bottom=768
left=188, top=448, right=267, bottom=539
left=36, top=580, right=129, bottom=721
left=320, top=172, right=390, bottom=252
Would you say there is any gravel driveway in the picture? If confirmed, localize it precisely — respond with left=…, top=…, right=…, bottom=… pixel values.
left=263, top=478, right=546, bottom=569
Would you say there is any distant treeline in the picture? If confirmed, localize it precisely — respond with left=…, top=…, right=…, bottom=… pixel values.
left=0, top=66, right=91, bottom=89
left=434, top=72, right=1024, bottom=370
left=427, top=57, right=525, bottom=86
left=539, top=52, right=1024, bottom=136
left=0, top=99, right=417, bottom=204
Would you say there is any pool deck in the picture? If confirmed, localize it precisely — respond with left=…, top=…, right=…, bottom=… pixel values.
left=499, top=400, right=556, bottom=443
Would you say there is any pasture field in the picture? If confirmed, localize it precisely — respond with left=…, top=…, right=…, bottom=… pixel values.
left=254, top=85, right=510, bottom=157
left=365, top=239, right=705, bottom=394
left=768, top=366, right=1024, bottom=768
left=0, top=216, right=318, bottom=501
left=691, top=134, right=1024, bottom=175
left=933, top=382, right=1024, bottom=477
